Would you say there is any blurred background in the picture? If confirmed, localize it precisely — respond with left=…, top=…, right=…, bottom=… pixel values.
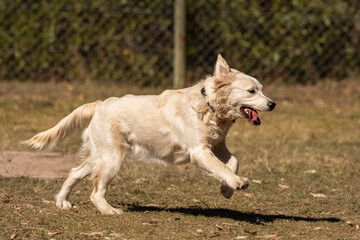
left=1, top=0, right=359, bottom=86
left=1, top=2, right=360, bottom=238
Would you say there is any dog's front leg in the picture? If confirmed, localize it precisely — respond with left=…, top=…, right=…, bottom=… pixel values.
left=190, top=145, right=249, bottom=191
left=213, top=141, right=243, bottom=198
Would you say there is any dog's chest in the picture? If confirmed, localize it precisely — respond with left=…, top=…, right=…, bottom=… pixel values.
left=207, top=119, right=233, bottom=145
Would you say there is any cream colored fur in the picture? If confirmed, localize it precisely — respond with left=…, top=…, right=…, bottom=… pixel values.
left=24, top=54, right=275, bottom=214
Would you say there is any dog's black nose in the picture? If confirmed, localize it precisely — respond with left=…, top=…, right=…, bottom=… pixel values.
left=268, top=101, right=276, bottom=111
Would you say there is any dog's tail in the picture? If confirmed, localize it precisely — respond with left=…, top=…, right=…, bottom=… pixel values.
left=23, top=100, right=103, bottom=150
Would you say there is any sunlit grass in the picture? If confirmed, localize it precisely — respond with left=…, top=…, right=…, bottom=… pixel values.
left=0, top=79, right=359, bottom=239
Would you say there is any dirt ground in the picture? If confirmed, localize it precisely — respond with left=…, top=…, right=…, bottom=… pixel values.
left=1, top=81, right=359, bottom=239
left=0, top=151, right=77, bottom=179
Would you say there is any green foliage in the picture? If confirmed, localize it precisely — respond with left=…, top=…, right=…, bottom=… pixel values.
left=0, top=0, right=359, bottom=84
left=0, top=0, right=173, bottom=85
left=187, top=0, right=360, bottom=83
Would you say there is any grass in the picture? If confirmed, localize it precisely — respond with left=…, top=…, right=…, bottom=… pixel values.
left=1, top=80, right=360, bottom=239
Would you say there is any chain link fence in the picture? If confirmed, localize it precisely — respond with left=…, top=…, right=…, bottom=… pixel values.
left=1, top=0, right=359, bottom=86
left=188, top=0, right=360, bottom=84
left=0, top=0, right=174, bottom=86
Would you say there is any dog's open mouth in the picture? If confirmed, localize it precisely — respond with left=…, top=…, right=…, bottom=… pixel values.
left=239, top=106, right=261, bottom=125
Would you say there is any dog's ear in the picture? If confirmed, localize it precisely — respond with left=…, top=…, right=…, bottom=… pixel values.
left=214, top=54, right=230, bottom=79
left=214, top=54, right=232, bottom=89
left=230, top=68, right=240, bottom=73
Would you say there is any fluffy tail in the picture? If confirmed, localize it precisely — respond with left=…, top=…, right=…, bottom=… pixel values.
left=23, top=100, right=103, bottom=150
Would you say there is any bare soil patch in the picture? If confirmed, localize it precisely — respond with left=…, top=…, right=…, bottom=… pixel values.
left=0, top=151, right=77, bottom=179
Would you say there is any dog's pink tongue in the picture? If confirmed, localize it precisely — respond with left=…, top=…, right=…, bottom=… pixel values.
left=249, top=109, right=258, bottom=122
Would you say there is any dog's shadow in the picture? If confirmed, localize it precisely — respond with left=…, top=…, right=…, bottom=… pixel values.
left=125, top=204, right=341, bottom=225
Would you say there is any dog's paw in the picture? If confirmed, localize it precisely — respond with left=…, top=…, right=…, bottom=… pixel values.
left=234, top=176, right=249, bottom=190
left=55, top=194, right=72, bottom=210
left=107, top=208, right=124, bottom=215
left=221, top=185, right=234, bottom=199
left=99, top=206, right=124, bottom=215
left=55, top=199, right=72, bottom=210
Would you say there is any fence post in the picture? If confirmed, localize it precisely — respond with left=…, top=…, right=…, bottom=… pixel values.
left=173, top=0, right=186, bottom=89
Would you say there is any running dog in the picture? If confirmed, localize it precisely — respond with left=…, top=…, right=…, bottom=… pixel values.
left=24, top=54, right=276, bottom=214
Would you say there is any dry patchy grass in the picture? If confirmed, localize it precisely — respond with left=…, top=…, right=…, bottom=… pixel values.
left=0, top=80, right=360, bottom=239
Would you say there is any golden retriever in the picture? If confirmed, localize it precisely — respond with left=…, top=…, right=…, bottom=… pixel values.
left=24, top=54, right=276, bottom=214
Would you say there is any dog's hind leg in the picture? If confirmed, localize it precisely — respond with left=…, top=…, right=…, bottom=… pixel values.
left=213, top=141, right=241, bottom=199
left=55, top=129, right=93, bottom=210
left=55, top=158, right=93, bottom=210
left=90, top=149, right=124, bottom=215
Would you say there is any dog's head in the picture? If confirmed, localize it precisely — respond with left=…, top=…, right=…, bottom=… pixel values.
left=210, top=54, right=276, bottom=125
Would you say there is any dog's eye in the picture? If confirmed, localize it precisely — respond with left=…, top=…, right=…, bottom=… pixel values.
left=248, top=89, right=256, bottom=94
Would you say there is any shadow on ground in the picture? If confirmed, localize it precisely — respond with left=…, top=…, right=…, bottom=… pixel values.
left=125, top=204, right=341, bottom=225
